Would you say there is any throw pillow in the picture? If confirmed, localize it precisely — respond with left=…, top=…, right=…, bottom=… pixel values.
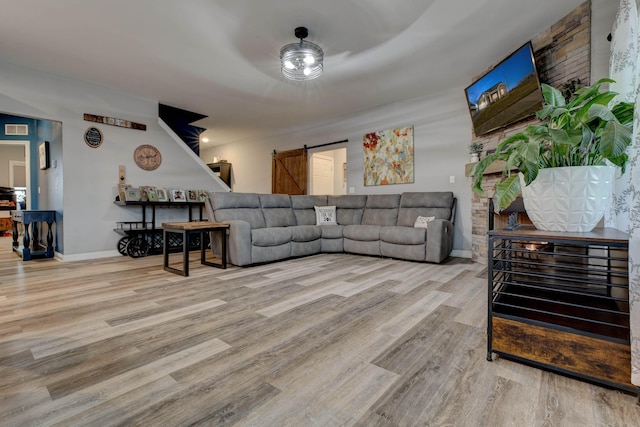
left=414, top=215, right=435, bottom=229
left=315, top=205, right=337, bottom=225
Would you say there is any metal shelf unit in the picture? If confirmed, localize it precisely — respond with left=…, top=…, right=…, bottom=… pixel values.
left=114, top=201, right=205, bottom=257
left=487, top=226, right=637, bottom=397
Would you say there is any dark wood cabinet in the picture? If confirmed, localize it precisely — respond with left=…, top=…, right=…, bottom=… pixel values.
left=207, top=162, right=231, bottom=189
left=487, top=226, right=637, bottom=396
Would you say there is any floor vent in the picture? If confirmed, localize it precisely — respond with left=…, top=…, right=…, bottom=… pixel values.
left=5, top=124, right=29, bottom=136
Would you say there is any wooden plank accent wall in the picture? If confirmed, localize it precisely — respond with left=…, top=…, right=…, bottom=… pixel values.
left=470, top=1, right=592, bottom=263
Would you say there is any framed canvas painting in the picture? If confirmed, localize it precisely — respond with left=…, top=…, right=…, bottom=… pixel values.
left=363, top=125, right=414, bottom=186
left=39, top=141, right=50, bottom=170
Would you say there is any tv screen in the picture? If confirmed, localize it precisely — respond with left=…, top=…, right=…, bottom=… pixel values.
left=464, top=42, right=543, bottom=137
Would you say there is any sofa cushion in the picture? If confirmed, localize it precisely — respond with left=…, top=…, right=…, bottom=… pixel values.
left=251, top=227, right=292, bottom=247
left=361, top=194, right=400, bottom=226
left=343, top=224, right=380, bottom=241
left=380, top=241, right=425, bottom=262
left=211, top=192, right=266, bottom=229
left=380, top=226, right=426, bottom=245
left=315, top=205, right=337, bottom=225
left=259, top=194, right=296, bottom=228
left=320, top=224, right=344, bottom=239
left=290, top=225, right=322, bottom=242
left=291, top=195, right=328, bottom=225
left=292, top=240, right=321, bottom=257
left=329, top=195, right=367, bottom=225
left=397, top=192, right=454, bottom=227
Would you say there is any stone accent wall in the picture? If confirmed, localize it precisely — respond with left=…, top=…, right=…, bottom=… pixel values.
left=470, top=1, right=592, bottom=263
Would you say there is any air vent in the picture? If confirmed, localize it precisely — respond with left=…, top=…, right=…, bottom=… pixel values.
left=5, top=124, right=29, bottom=136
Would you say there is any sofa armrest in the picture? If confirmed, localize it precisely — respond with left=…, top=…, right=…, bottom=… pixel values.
left=425, top=219, right=454, bottom=263
left=223, top=220, right=252, bottom=266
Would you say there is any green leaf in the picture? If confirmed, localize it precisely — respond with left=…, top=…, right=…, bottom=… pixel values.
left=497, top=133, right=528, bottom=152
left=541, top=84, right=565, bottom=107
left=495, top=175, right=521, bottom=211
left=600, top=121, right=632, bottom=158
left=548, top=128, right=583, bottom=146
left=536, top=105, right=556, bottom=120
left=612, top=101, right=634, bottom=126
left=586, top=103, right=616, bottom=122
left=470, top=154, right=502, bottom=196
left=568, top=78, right=615, bottom=109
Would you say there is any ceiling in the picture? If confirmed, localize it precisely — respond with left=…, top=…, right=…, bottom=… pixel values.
left=0, top=0, right=585, bottom=146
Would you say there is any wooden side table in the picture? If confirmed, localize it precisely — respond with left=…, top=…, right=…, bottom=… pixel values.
left=12, top=210, right=56, bottom=260
left=162, top=221, right=229, bottom=276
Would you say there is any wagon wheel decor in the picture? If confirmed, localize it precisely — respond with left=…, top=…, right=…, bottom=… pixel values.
left=126, top=237, right=150, bottom=258
left=117, top=236, right=129, bottom=256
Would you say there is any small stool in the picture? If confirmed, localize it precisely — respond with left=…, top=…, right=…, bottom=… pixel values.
left=162, top=221, right=229, bottom=276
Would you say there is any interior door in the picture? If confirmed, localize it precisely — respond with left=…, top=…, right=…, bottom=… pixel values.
left=311, top=153, right=334, bottom=195
left=272, top=148, right=307, bottom=195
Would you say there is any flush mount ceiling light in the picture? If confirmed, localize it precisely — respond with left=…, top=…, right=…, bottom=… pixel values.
left=280, top=27, right=323, bottom=81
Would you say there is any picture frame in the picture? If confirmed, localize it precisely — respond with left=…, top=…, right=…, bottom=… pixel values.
left=187, top=189, right=198, bottom=203
left=118, top=184, right=131, bottom=202
left=156, top=188, right=168, bottom=202
left=171, top=189, right=186, bottom=202
left=39, top=141, right=50, bottom=170
left=197, top=189, right=209, bottom=202
left=124, top=187, right=141, bottom=202
left=147, top=187, right=159, bottom=202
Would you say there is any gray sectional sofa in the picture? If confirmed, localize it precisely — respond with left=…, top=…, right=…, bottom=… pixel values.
left=207, top=191, right=456, bottom=266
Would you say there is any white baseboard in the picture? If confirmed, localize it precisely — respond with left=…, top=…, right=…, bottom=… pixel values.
left=451, top=249, right=472, bottom=258
left=59, top=250, right=121, bottom=262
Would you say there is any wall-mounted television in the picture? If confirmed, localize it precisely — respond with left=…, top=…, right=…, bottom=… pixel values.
left=464, top=42, right=544, bottom=137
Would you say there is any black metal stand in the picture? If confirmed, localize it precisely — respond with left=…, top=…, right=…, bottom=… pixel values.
left=487, top=226, right=638, bottom=397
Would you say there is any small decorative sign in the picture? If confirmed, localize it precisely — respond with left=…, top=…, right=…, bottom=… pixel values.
left=84, top=113, right=146, bottom=131
left=84, top=126, right=103, bottom=148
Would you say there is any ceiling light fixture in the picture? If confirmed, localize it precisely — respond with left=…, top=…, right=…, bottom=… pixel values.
left=280, top=27, right=323, bottom=81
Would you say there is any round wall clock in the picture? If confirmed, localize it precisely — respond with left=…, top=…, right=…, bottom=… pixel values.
left=134, top=144, right=162, bottom=171
left=84, top=126, right=103, bottom=148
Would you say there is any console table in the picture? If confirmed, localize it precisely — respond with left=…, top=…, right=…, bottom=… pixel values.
left=12, top=210, right=56, bottom=260
left=162, top=221, right=229, bottom=276
left=487, top=226, right=637, bottom=397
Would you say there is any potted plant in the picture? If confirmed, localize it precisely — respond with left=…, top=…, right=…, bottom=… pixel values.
left=470, top=78, right=634, bottom=232
left=469, top=142, right=484, bottom=163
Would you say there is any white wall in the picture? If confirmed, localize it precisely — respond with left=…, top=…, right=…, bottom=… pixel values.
left=591, top=0, right=623, bottom=82
left=0, top=60, right=228, bottom=259
left=331, top=148, right=347, bottom=195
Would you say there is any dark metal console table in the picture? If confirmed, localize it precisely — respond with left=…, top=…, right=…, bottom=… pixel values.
left=11, top=210, right=56, bottom=260
left=487, top=226, right=637, bottom=397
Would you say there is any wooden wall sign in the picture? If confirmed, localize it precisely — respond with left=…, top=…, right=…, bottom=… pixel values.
left=84, top=113, right=146, bottom=131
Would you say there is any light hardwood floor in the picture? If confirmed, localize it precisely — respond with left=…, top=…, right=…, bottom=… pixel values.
left=0, top=236, right=638, bottom=426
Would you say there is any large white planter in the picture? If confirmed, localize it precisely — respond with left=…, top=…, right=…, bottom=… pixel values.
left=519, top=165, right=615, bottom=232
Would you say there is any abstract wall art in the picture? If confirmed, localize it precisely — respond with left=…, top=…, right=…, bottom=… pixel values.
left=363, top=125, right=414, bottom=186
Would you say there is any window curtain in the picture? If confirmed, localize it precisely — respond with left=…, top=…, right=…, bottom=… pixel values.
left=608, top=0, right=640, bottom=386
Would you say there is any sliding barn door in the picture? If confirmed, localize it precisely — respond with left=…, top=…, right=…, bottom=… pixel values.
left=272, top=148, right=307, bottom=195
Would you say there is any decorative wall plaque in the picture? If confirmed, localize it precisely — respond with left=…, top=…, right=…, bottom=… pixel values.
left=84, top=113, right=146, bottom=131
left=84, top=126, right=103, bottom=148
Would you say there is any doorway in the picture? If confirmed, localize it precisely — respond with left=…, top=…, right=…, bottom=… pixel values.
left=0, top=141, right=29, bottom=236
left=309, top=148, right=347, bottom=195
